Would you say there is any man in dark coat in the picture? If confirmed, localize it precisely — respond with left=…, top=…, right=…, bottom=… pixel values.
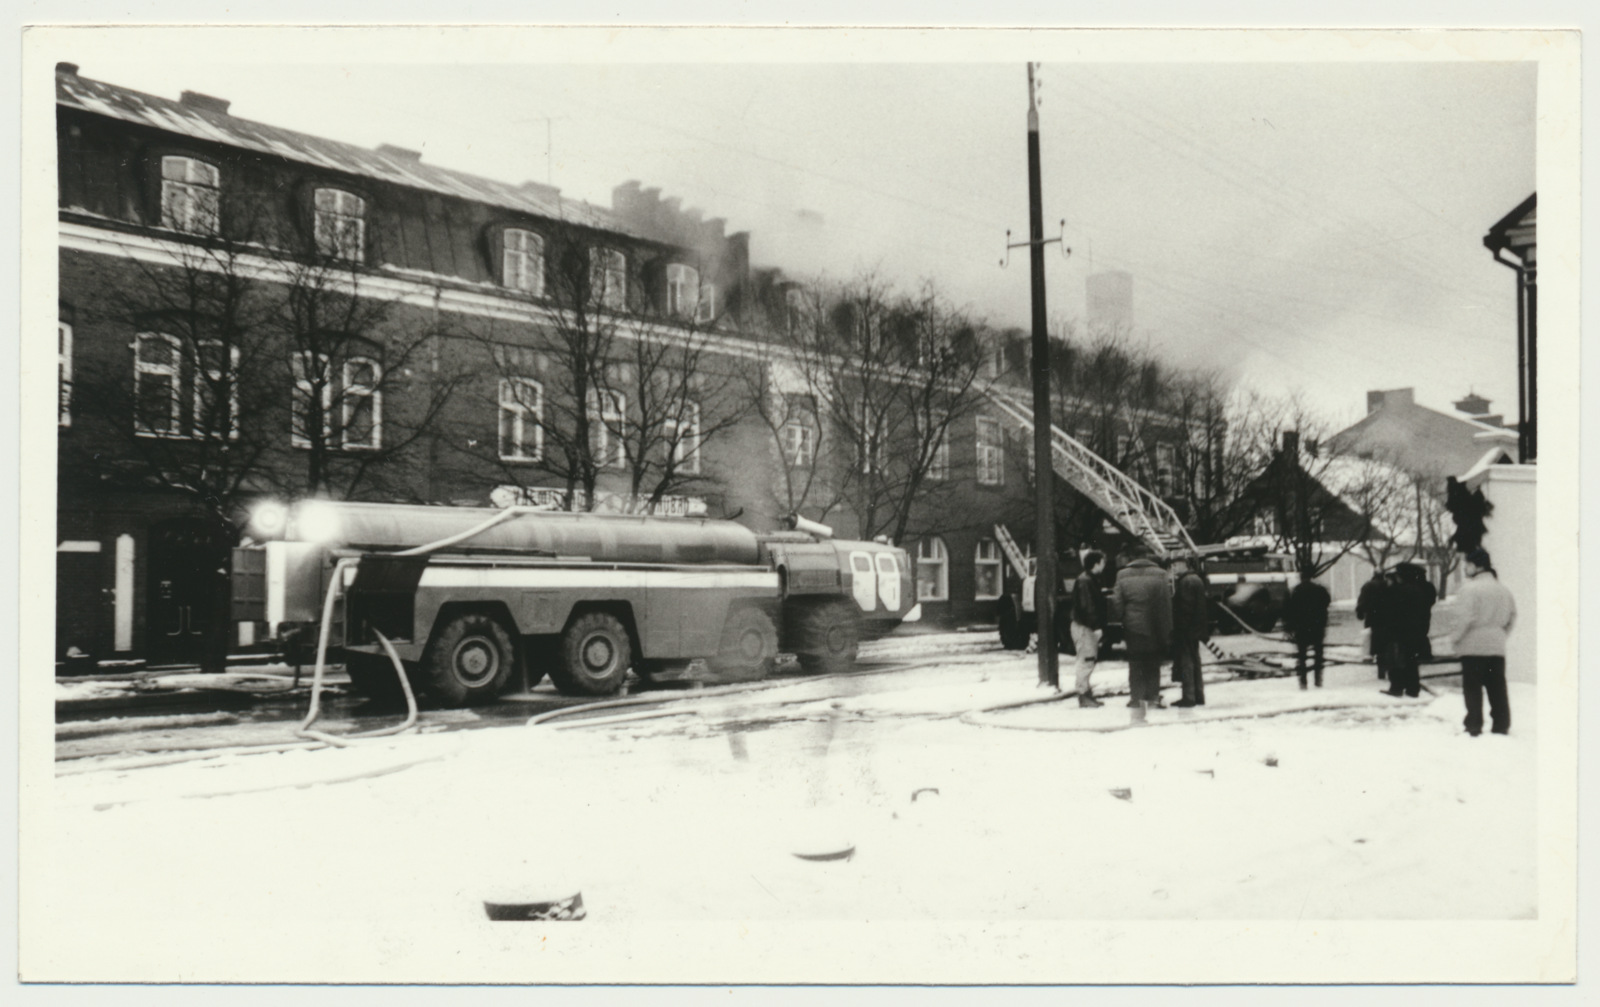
left=1069, top=550, right=1109, bottom=708
left=1111, top=545, right=1173, bottom=720
left=1355, top=569, right=1388, bottom=679
left=1383, top=564, right=1433, bottom=698
left=1284, top=576, right=1332, bottom=689
left=1170, top=556, right=1210, bottom=707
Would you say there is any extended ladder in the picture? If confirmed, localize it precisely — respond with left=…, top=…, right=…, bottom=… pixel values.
left=992, top=522, right=1033, bottom=580
left=984, top=389, right=1199, bottom=560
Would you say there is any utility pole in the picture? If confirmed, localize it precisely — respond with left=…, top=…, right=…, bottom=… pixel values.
left=1026, top=63, right=1059, bottom=689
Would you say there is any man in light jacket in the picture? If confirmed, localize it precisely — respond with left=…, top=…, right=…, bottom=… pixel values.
left=1449, top=547, right=1517, bottom=736
left=1111, top=544, right=1173, bottom=720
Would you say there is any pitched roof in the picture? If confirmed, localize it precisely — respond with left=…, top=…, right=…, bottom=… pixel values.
left=56, top=68, right=637, bottom=238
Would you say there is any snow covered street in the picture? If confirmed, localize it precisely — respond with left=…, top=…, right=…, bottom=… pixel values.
left=25, top=630, right=1549, bottom=983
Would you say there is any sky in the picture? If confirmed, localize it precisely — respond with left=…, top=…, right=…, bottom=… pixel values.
left=63, top=44, right=1537, bottom=430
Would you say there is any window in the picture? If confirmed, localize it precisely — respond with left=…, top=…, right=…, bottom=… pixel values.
left=976, top=416, right=1004, bottom=486
left=589, top=248, right=627, bottom=310
left=134, top=332, right=183, bottom=437
left=193, top=340, right=241, bottom=439
left=974, top=538, right=1003, bottom=600
left=160, top=156, right=220, bottom=235
left=498, top=376, right=543, bottom=461
left=927, top=430, right=949, bottom=481
left=916, top=537, right=949, bottom=602
left=784, top=287, right=805, bottom=335
left=696, top=281, right=717, bottom=324
left=291, top=351, right=332, bottom=448
left=341, top=358, right=382, bottom=450
left=782, top=421, right=814, bottom=468
left=859, top=424, right=885, bottom=475
left=588, top=389, right=627, bottom=468
left=58, top=322, right=72, bottom=427
left=503, top=229, right=545, bottom=295
left=664, top=401, right=701, bottom=474
left=313, top=188, right=366, bottom=261
left=666, top=263, right=699, bottom=318
left=1156, top=442, right=1177, bottom=496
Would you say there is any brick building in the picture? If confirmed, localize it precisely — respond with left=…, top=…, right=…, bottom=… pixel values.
left=54, top=64, right=1196, bottom=667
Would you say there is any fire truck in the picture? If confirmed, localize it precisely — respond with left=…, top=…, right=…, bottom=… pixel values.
left=232, top=501, right=917, bottom=706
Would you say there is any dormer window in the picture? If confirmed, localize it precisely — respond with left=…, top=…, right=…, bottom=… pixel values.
left=503, top=229, right=545, bottom=295
left=589, top=248, right=627, bottom=310
left=696, top=280, right=717, bottom=324
left=666, top=263, right=699, bottom=318
left=160, top=156, right=220, bottom=235
left=313, top=188, right=366, bottom=261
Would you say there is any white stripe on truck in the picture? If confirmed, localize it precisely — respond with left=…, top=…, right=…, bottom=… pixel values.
left=415, top=565, right=780, bottom=593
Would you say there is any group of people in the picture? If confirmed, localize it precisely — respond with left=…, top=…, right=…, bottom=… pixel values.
left=1066, top=543, right=1518, bottom=737
left=1067, top=543, right=1210, bottom=721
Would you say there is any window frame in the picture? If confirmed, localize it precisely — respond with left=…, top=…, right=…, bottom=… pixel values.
left=695, top=280, right=717, bottom=324
left=340, top=357, right=383, bottom=451
left=976, top=416, right=1004, bottom=486
left=588, top=387, right=628, bottom=469
left=498, top=375, right=544, bottom=462
left=291, top=350, right=334, bottom=449
left=916, top=536, right=950, bottom=603
left=665, top=262, right=699, bottom=318
left=159, top=156, right=221, bottom=236
left=502, top=228, right=546, bottom=296
left=781, top=420, right=815, bottom=469
left=927, top=429, right=950, bottom=481
left=664, top=400, right=702, bottom=475
left=312, top=187, right=367, bottom=262
left=192, top=339, right=241, bottom=440
left=974, top=538, right=1004, bottom=601
left=589, top=247, right=628, bottom=311
left=133, top=332, right=184, bottom=438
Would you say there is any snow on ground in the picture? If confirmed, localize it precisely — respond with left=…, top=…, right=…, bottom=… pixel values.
left=31, top=643, right=1537, bottom=982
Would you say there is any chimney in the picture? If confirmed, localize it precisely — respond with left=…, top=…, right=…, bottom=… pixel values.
left=56, top=62, right=79, bottom=77
left=611, top=180, right=642, bottom=213
left=1366, top=388, right=1414, bottom=414
left=179, top=90, right=231, bottom=116
left=1453, top=391, right=1492, bottom=416
left=376, top=143, right=422, bottom=162
left=1282, top=430, right=1300, bottom=459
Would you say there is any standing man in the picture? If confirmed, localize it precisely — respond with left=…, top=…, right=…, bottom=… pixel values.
left=1449, top=548, right=1517, bottom=736
left=1170, top=556, right=1210, bottom=707
left=1355, top=568, right=1388, bottom=678
left=1383, top=564, right=1430, bottom=698
left=1285, top=575, right=1332, bottom=690
left=1069, top=550, right=1108, bottom=708
left=1111, top=544, right=1173, bottom=721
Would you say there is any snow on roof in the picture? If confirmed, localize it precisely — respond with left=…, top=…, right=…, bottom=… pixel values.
left=57, top=69, right=639, bottom=239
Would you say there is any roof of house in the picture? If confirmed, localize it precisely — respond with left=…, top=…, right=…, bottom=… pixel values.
left=56, top=67, right=637, bottom=239
left=1328, top=396, right=1516, bottom=479
left=1484, top=192, right=1536, bottom=255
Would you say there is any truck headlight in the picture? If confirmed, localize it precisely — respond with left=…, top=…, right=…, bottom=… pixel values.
left=250, top=500, right=288, bottom=538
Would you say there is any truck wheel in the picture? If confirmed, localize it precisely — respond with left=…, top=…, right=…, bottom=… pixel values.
left=425, top=612, right=517, bottom=707
left=710, top=607, right=778, bottom=680
left=551, top=612, right=633, bottom=697
left=794, top=600, right=860, bottom=675
left=344, top=653, right=404, bottom=703
left=997, top=599, right=1029, bottom=651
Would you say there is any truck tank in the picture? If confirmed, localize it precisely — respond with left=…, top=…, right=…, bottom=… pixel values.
left=282, top=500, right=762, bottom=566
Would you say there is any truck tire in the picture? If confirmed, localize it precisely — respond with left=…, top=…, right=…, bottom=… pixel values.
left=425, top=612, right=516, bottom=707
left=550, top=612, right=633, bottom=697
left=793, top=599, right=860, bottom=675
left=997, top=598, right=1029, bottom=651
left=710, top=606, right=779, bottom=680
left=343, top=652, right=405, bottom=703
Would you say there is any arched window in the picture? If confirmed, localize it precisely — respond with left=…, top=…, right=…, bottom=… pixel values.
left=589, top=247, right=627, bottom=310
left=665, top=263, right=699, bottom=317
left=916, top=537, right=949, bottom=602
left=160, top=156, right=220, bottom=235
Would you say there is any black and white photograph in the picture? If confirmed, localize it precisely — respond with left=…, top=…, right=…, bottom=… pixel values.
left=18, top=22, right=1582, bottom=987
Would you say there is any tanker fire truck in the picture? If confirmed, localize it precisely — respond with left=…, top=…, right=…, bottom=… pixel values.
left=233, top=501, right=918, bottom=706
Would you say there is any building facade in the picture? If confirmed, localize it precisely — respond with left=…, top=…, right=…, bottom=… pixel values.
left=55, top=64, right=1198, bottom=667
